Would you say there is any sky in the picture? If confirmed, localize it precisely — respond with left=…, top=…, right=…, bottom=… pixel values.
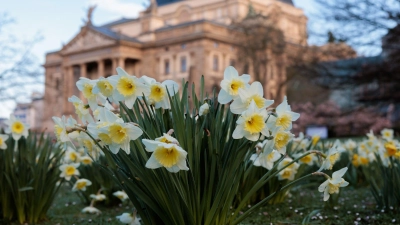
left=0, top=0, right=317, bottom=118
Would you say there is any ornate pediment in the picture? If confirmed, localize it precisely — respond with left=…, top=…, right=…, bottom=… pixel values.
left=62, top=28, right=116, bottom=54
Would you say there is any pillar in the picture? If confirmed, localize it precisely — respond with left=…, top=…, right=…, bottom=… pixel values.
left=98, top=59, right=104, bottom=78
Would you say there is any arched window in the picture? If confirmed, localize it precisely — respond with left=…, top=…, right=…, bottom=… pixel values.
left=213, top=55, right=219, bottom=71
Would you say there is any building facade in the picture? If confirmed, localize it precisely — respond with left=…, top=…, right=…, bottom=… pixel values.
left=43, top=0, right=307, bottom=130
left=13, top=92, right=44, bottom=131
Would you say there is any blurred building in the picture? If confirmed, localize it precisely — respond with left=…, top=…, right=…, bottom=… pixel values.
left=13, top=92, right=44, bottom=132
left=43, top=0, right=308, bottom=131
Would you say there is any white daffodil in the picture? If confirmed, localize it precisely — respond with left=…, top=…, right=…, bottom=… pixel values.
left=90, top=193, right=107, bottom=201
left=264, top=127, right=294, bottom=155
left=232, top=100, right=270, bottom=141
left=251, top=149, right=281, bottom=170
left=72, top=178, right=92, bottom=192
left=0, top=134, right=9, bottom=150
left=277, top=158, right=299, bottom=181
left=381, top=128, right=394, bottom=141
left=80, top=155, right=93, bottom=165
left=267, top=96, right=299, bottom=131
left=110, top=67, right=150, bottom=108
left=142, top=139, right=189, bottom=173
left=344, top=139, right=357, bottom=152
left=155, top=133, right=180, bottom=145
left=140, top=75, right=178, bottom=109
left=68, top=95, right=94, bottom=124
left=4, top=114, right=29, bottom=141
left=320, top=145, right=341, bottom=170
left=230, top=82, right=274, bottom=114
left=295, top=152, right=317, bottom=166
left=53, top=116, right=77, bottom=144
left=82, top=206, right=101, bottom=214
left=92, top=76, right=117, bottom=102
left=116, top=212, right=141, bottom=225
left=87, top=107, right=123, bottom=145
left=318, top=167, right=349, bottom=201
left=218, top=66, right=250, bottom=104
left=199, top=102, right=210, bottom=116
left=98, top=120, right=143, bottom=154
left=59, top=163, right=80, bottom=181
left=113, top=190, right=129, bottom=202
left=76, top=77, right=107, bottom=110
left=77, top=132, right=103, bottom=159
left=64, top=148, right=80, bottom=163
left=293, top=132, right=305, bottom=143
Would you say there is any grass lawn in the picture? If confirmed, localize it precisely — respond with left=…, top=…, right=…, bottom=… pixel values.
left=8, top=184, right=397, bottom=225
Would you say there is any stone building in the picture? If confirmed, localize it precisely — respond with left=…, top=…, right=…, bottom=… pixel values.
left=43, top=0, right=308, bottom=130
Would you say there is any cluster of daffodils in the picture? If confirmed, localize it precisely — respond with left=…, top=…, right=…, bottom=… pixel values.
left=53, top=65, right=350, bottom=210
left=342, top=128, right=399, bottom=168
left=0, top=114, right=30, bottom=149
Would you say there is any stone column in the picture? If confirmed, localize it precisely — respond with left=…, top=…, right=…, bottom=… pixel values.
left=65, top=66, right=74, bottom=115
left=98, top=59, right=104, bottom=78
left=117, top=57, right=125, bottom=69
left=80, top=63, right=87, bottom=78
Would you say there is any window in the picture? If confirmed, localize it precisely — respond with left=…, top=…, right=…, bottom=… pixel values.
left=214, top=42, right=219, bottom=48
left=164, top=59, right=170, bottom=75
left=213, top=55, right=219, bottom=71
left=181, top=44, right=186, bottom=49
left=180, top=56, right=187, bottom=72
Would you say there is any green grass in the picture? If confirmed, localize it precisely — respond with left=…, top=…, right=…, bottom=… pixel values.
left=8, top=184, right=398, bottom=224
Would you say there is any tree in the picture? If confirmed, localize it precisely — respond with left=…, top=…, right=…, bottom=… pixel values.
left=0, top=13, right=43, bottom=106
left=315, top=0, right=400, bottom=105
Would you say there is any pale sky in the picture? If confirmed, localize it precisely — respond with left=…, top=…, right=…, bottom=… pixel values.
left=0, top=0, right=317, bottom=117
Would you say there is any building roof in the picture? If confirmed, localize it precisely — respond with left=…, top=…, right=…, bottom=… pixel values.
left=156, top=0, right=183, bottom=6
left=101, top=18, right=138, bottom=27
left=89, top=25, right=141, bottom=43
left=279, top=0, right=294, bottom=5
left=156, top=0, right=293, bottom=6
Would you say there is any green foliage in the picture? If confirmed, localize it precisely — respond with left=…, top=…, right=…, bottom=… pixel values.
left=0, top=133, right=64, bottom=224
left=70, top=156, right=121, bottom=206
left=366, top=157, right=400, bottom=209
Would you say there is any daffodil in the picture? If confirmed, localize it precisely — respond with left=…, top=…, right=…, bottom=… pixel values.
left=295, top=152, right=316, bottom=166
left=77, top=132, right=103, bottom=159
left=266, top=96, right=299, bottom=131
left=0, top=134, right=9, bottom=150
left=4, top=114, right=29, bottom=141
left=351, top=153, right=369, bottom=167
left=318, top=167, right=349, bottom=201
left=142, top=139, right=189, bottom=173
left=59, top=163, right=80, bottom=181
left=76, top=77, right=107, bottom=110
left=344, top=139, right=357, bottom=152
left=111, top=67, right=150, bottom=108
left=264, top=127, right=294, bottom=155
left=218, top=66, right=250, bottom=104
left=90, top=193, right=106, bottom=201
left=116, top=212, right=141, bottom=225
left=385, top=142, right=398, bottom=156
left=251, top=149, right=281, bottom=170
left=113, top=190, right=129, bottom=202
left=92, top=76, right=118, bottom=103
left=98, top=120, right=143, bottom=154
left=232, top=100, right=270, bottom=141
left=52, top=116, right=77, bottom=144
left=64, top=148, right=80, bottom=163
left=320, top=145, right=341, bottom=170
left=199, top=102, right=210, bottom=116
left=68, top=95, right=94, bottom=124
left=230, top=81, right=274, bottom=114
left=82, top=206, right=101, bottom=214
left=381, top=128, right=394, bottom=141
left=277, top=158, right=299, bottom=181
left=155, top=133, right=180, bottom=145
left=140, top=75, right=178, bottom=109
left=72, top=178, right=92, bottom=191
left=80, top=155, right=93, bottom=165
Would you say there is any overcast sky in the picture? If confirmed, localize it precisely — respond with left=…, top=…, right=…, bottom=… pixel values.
left=0, top=0, right=317, bottom=117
